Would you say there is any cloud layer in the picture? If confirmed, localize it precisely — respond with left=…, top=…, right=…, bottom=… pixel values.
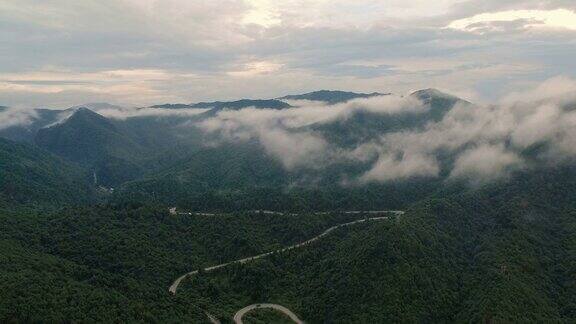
left=1, top=0, right=575, bottom=107
left=198, top=77, right=576, bottom=184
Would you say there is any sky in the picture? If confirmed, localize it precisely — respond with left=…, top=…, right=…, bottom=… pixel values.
left=1, top=0, right=575, bottom=108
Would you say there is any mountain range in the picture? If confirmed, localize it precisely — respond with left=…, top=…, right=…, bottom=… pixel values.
left=2, top=89, right=460, bottom=204
left=1, top=88, right=576, bottom=322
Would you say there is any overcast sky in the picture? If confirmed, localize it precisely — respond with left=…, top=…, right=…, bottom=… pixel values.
left=1, top=0, right=575, bottom=108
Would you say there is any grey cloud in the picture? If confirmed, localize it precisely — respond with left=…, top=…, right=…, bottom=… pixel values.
left=1, top=0, right=576, bottom=109
left=0, top=0, right=248, bottom=73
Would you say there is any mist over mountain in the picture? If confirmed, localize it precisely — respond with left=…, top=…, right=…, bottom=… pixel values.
left=3, top=85, right=576, bottom=192
left=149, top=103, right=200, bottom=109
left=2, top=83, right=576, bottom=322
left=3, top=0, right=576, bottom=321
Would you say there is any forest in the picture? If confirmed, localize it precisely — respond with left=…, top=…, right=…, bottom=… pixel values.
left=1, top=89, right=576, bottom=322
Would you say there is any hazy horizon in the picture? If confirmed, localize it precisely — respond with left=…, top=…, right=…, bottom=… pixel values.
left=1, top=0, right=575, bottom=108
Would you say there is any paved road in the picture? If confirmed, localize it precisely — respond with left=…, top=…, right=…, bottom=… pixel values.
left=233, top=303, right=304, bottom=324
left=206, top=312, right=221, bottom=324
left=169, top=211, right=404, bottom=294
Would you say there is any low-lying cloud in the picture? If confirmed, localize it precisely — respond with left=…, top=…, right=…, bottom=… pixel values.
left=199, top=94, right=427, bottom=169
left=3, top=76, right=575, bottom=186
left=198, top=77, right=576, bottom=184
left=0, top=107, right=38, bottom=130
left=96, top=107, right=210, bottom=120
left=0, top=103, right=211, bottom=131
left=450, top=144, right=523, bottom=182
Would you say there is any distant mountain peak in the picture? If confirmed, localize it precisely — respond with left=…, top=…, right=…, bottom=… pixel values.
left=411, top=88, right=458, bottom=100
left=192, top=99, right=292, bottom=111
left=45, top=107, right=117, bottom=133
left=69, top=106, right=103, bottom=118
left=149, top=103, right=197, bottom=109
left=278, top=90, right=389, bottom=104
left=296, top=90, right=385, bottom=96
left=74, top=106, right=93, bottom=113
left=70, top=102, right=124, bottom=111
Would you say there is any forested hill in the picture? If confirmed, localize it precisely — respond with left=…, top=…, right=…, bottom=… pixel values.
left=0, top=138, right=93, bottom=206
left=1, top=88, right=576, bottom=322
left=178, top=165, right=576, bottom=323
left=35, top=108, right=148, bottom=187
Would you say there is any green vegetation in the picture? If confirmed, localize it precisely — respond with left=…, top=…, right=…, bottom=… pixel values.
left=176, top=166, right=576, bottom=323
left=0, top=202, right=365, bottom=322
left=35, top=108, right=147, bottom=186
left=0, top=138, right=93, bottom=205
left=0, top=238, right=207, bottom=323
left=242, top=308, right=295, bottom=324
left=1, top=92, right=575, bottom=322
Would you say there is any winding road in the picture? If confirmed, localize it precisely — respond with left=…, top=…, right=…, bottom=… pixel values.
left=169, top=210, right=404, bottom=323
left=233, top=304, right=304, bottom=324
left=169, top=211, right=404, bottom=293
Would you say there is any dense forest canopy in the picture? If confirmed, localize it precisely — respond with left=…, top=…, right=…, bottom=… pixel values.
left=1, top=88, right=576, bottom=322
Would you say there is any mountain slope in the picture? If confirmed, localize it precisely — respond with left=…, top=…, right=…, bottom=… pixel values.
left=115, top=89, right=470, bottom=209
left=308, top=88, right=470, bottom=148
left=0, top=138, right=92, bottom=205
left=0, top=108, right=65, bottom=143
left=35, top=108, right=146, bottom=186
left=178, top=164, right=576, bottom=322
left=411, top=88, right=470, bottom=121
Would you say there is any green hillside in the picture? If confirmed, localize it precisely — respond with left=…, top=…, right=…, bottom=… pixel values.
left=0, top=204, right=361, bottom=322
left=178, top=165, right=576, bottom=322
left=0, top=138, right=93, bottom=206
left=35, top=108, right=147, bottom=186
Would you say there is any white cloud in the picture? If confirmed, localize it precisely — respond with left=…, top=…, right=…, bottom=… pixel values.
left=345, top=76, right=576, bottom=183
left=97, top=107, right=210, bottom=120
left=0, top=107, right=38, bottom=130
left=1, top=0, right=576, bottom=118
left=447, top=9, right=576, bottom=33
left=227, top=60, right=284, bottom=77
left=450, top=144, right=522, bottom=181
left=258, top=128, right=328, bottom=169
left=198, top=94, right=427, bottom=169
left=511, top=104, right=561, bottom=149
left=502, top=75, right=576, bottom=104
left=195, top=77, right=576, bottom=183
left=360, top=152, right=440, bottom=183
